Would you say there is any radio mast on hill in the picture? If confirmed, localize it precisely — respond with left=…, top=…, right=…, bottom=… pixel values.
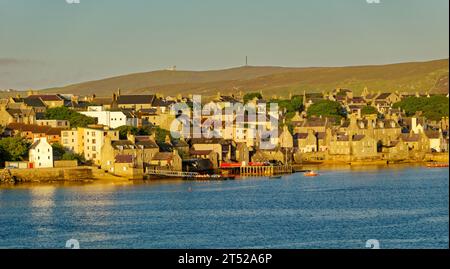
left=245, top=56, right=248, bottom=66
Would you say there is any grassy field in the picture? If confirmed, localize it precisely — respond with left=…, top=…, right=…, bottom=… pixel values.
left=5, top=58, right=447, bottom=98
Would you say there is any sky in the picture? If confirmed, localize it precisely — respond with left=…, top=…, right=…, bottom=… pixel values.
left=0, top=0, right=448, bottom=90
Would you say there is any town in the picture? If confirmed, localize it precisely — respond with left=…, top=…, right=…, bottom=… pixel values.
left=0, top=88, right=448, bottom=183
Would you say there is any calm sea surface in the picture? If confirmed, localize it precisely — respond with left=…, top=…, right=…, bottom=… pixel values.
left=0, top=165, right=448, bottom=249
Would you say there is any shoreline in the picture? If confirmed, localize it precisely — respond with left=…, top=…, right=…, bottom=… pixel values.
left=1, top=161, right=448, bottom=188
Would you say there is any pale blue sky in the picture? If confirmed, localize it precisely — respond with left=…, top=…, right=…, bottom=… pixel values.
left=0, top=0, right=448, bottom=89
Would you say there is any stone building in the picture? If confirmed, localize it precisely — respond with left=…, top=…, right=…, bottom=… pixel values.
left=100, top=134, right=159, bottom=173
left=149, top=151, right=182, bottom=171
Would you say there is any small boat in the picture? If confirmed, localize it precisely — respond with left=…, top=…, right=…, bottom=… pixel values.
left=270, top=175, right=282, bottom=179
left=304, top=170, right=319, bottom=177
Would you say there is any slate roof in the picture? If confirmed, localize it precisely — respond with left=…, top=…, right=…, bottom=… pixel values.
left=117, top=95, right=155, bottom=105
left=22, top=98, right=46, bottom=108
left=400, top=133, right=421, bottom=142
left=190, top=149, right=213, bottom=156
left=425, top=131, right=441, bottom=139
left=152, top=152, right=174, bottom=161
left=294, top=133, right=308, bottom=139
left=115, top=154, right=134, bottom=163
left=376, top=93, right=392, bottom=100
left=27, top=95, right=63, bottom=101
left=5, top=123, right=60, bottom=135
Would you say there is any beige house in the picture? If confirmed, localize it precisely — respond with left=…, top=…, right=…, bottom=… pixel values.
left=339, top=114, right=401, bottom=145
left=328, top=134, right=378, bottom=160
left=0, top=105, right=36, bottom=126
left=61, top=128, right=83, bottom=154
left=27, top=94, right=64, bottom=108
left=61, top=125, right=119, bottom=165
left=36, top=119, right=70, bottom=129
left=113, top=154, right=144, bottom=179
left=100, top=134, right=159, bottom=173
left=278, top=125, right=294, bottom=149
left=381, top=140, right=409, bottom=161
left=149, top=151, right=182, bottom=171
left=189, top=149, right=219, bottom=169
left=425, top=131, right=445, bottom=152
left=294, top=130, right=317, bottom=153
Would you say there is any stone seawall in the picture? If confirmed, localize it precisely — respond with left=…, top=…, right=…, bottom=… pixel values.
left=2, top=167, right=94, bottom=184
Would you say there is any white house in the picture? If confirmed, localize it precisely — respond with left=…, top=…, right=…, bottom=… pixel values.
left=411, top=117, right=426, bottom=134
left=29, top=137, right=53, bottom=168
left=80, top=106, right=137, bottom=129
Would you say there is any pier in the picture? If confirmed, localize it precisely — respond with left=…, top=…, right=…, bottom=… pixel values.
left=220, top=163, right=293, bottom=177
left=145, top=167, right=199, bottom=178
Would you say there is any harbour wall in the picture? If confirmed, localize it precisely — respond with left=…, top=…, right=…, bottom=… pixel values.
left=2, top=167, right=94, bottom=183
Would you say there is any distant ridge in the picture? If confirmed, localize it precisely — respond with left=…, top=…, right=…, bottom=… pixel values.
left=40, top=59, right=448, bottom=97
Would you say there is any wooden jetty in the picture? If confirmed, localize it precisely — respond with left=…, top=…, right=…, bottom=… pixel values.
left=220, top=163, right=293, bottom=177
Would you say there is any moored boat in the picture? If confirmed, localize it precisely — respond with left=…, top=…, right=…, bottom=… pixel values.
left=304, top=170, right=319, bottom=177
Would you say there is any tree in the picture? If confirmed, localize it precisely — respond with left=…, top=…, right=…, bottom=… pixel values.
left=243, top=92, right=263, bottom=104
left=307, top=100, right=346, bottom=123
left=392, top=96, right=449, bottom=121
left=45, top=107, right=96, bottom=128
left=0, top=137, right=30, bottom=165
left=116, top=125, right=153, bottom=139
left=116, top=126, right=140, bottom=139
left=52, top=143, right=66, bottom=160
left=152, top=127, right=171, bottom=143
left=270, top=95, right=303, bottom=114
left=361, top=105, right=378, bottom=115
left=62, top=152, right=85, bottom=164
left=115, top=125, right=171, bottom=143
left=393, top=96, right=449, bottom=120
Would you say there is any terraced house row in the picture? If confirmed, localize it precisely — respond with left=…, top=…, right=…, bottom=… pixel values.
left=0, top=88, right=448, bottom=177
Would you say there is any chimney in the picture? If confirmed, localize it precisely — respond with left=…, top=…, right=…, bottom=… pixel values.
left=127, top=132, right=135, bottom=144
left=367, top=118, right=374, bottom=129
left=412, top=117, right=418, bottom=133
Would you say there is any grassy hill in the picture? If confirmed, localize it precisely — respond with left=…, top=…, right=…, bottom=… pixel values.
left=39, top=59, right=449, bottom=98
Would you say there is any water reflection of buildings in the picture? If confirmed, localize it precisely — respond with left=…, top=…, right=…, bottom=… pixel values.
left=29, top=186, right=57, bottom=238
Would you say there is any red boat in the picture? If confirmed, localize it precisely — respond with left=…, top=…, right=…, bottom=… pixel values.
left=220, top=162, right=269, bottom=168
left=304, top=170, right=319, bottom=177
left=426, top=163, right=449, bottom=168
